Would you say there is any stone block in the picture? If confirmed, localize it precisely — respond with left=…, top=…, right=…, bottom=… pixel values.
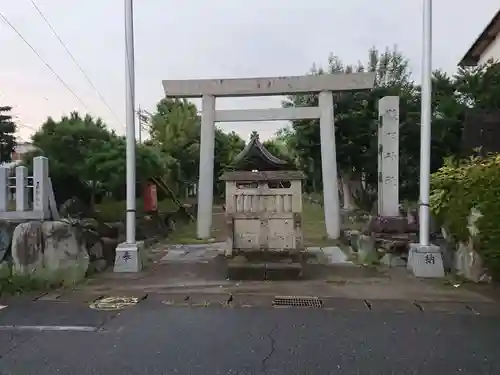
left=42, top=221, right=90, bottom=284
left=367, top=216, right=413, bottom=234
left=113, top=241, right=144, bottom=273
left=227, top=261, right=266, bottom=280
left=357, top=234, right=377, bottom=263
left=265, top=262, right=302, bottom=280
left=380, top=253, right=406, bottom=267
left=12, top=221, right=44, bottom=277
left=322, top=246, right=350, bottom=264
left=409, top=243, right=444, bottom=278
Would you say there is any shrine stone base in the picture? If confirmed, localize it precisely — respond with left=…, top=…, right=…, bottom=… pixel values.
left=113, top=241, right=144, bottom=273
left=227, top=261, right=303, bottom=281
left=408, top=243, right=444, bottom=278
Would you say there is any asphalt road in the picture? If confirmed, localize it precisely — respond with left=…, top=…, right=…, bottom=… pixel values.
left=0, top=298, right=500, bottom=375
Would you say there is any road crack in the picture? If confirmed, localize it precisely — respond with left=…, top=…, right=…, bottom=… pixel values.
left=0, top=332, right=35, bottom=360
left=261, top=323, right=277, bottom=375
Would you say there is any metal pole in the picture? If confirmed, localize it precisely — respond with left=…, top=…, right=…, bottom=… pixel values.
left=125, top=0, right=136, bottom=244
left=419, top=0, right=432, bottom=246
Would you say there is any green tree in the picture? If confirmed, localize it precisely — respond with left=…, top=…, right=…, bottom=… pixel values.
left=0, top=106, right=17, bottom=163
left=263, top=137, right=295, bottom=165
left=149, top=97, right=245, bottom=196
left=26, top=112, right=112, bottom=205
left=149, top=98, right=200, bottom=191
left=26, top=111, right=166, bottom=207
left=84, top=135, right=167, bottom=203
left=454, top=59, right=500, bottom=110
left=283, top=47, right=418, bottom=210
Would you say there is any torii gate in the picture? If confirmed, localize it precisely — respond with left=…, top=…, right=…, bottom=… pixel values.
left=162, top=73, right=375, bottom=239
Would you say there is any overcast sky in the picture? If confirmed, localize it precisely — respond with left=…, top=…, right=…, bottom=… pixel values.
left=1, top=0, right=498, bottom=142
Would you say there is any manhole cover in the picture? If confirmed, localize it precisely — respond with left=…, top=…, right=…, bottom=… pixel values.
left=89, top=297, right=141, bottom=311
left=272, top=296, right=323, bottom=308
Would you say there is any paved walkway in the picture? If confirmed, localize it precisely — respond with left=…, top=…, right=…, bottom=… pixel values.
left=26, top=241, right=495, bottom=307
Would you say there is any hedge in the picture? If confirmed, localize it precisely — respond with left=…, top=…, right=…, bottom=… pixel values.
left=430, top=154, right=500, bottom=279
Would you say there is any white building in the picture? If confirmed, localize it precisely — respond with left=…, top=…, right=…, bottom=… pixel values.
left=460, top=9, right=500, bottom=66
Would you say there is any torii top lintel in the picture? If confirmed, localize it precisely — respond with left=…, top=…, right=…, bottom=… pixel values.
left=162, top=73, right=375, bottom=98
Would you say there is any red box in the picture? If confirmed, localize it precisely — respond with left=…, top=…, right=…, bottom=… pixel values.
left=143, top=182, right=158, bottom=212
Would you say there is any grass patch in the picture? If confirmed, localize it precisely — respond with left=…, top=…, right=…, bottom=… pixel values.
left=163, top=206, right=227, bottom=245
left=302, top=201, right=342, bottom=247
left=0, top=274, right=62, bottom=297
left=95, top=198, right=178, bottom=222
left=164, top=218, right=225, bottom=245
left=164, top=219, right=203, bottom=244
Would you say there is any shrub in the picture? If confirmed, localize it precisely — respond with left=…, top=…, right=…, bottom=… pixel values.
left=430, top=154, right=500, bottom=279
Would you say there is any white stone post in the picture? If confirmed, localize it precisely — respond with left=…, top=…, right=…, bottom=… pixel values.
left=33, top=156, right=49, bottom=218
left=196, top=94, right=216, bottom=239
left=377, top=114, right=383, bottom=215
left=319, top=91, right=340, bottom=239
left=0, top=167, right=9, bottom=212
left=15, top=166, right=28, bottom=212
left=378, top=96, right=400, bottom=217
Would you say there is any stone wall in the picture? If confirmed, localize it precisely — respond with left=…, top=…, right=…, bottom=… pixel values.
left=0, top=218, right=124, bottom=286
left=0, top=208, right=188, bottom=287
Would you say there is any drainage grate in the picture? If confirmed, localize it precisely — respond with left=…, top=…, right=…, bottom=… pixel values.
left=272, top=296, right=323, bottom=308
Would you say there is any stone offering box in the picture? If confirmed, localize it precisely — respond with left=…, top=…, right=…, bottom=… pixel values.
left=220, top=170, right=306, bottom=260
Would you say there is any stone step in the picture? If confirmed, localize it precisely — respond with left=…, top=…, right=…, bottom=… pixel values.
left=227, top=261, right=302, bottom=281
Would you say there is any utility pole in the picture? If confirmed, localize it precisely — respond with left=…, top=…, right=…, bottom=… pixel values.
left=419, top=0, right=432, bottom=247
left=137, top=107, right=152, bottom=144
left=114, top=0, right=141, bottom=272
left=408, top=0, right=444, bottom=278
left=124, top=0, right=136, bottom=245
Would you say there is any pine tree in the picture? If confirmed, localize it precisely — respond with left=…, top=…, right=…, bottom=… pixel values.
left=0, top=106, right=17, bottom=163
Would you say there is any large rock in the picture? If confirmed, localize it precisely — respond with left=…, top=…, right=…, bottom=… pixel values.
left=455, top=240, right=489, bottom=283
left=12, top=221, right=44, bottom=276
left=98, top=222, right=124, bottom=239
left=59, top=197, right=92, bottom=219
left=0, top=220, right=16, bottom=263
left=42, top=221, right=89, bottom=284
left=452, top=209, right=491, bottom=283
left=81, top=228, right=104, bottom=261
left=101, top=237, right=119, bottom=265
left=79, top=218, right=99, bottom=231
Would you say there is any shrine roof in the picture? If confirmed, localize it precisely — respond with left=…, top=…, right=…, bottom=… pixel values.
left=232, top=131, right=289, bottom=168
left=220, top=170, right=306, bottom=181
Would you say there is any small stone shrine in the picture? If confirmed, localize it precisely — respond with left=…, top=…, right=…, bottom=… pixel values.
left=220, top=132, right=306, bottom=280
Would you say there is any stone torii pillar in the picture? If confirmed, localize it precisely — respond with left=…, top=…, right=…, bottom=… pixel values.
left=197, top=94, right=216, bottom=239
left=162, top=73, right=375, bottom=239
left=319, top=91, right=340, bottom=239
